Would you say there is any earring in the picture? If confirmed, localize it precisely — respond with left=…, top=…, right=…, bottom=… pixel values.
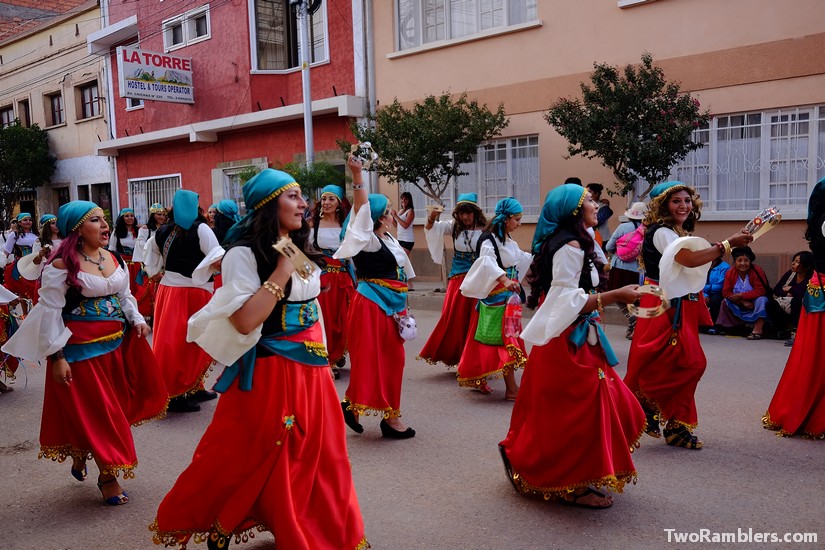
left=320, top=211, right=325, bottom=219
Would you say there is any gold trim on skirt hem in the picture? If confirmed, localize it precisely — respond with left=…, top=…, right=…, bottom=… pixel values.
left=39, top=445, right=137, bottom=478
left=762, top=411, right=825, bottom=440
left=633, top=390, right=698, bottom=430
left=511, top=469, right=639, bottom=500
left=149, top=518, right=370, bottom=549
left=343, top=397, right=401, bottom=419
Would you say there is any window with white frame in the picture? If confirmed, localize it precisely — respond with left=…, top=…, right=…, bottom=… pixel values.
left=641, top=105, right=825, bottom=218
left=129, top=175, right=181, bottom=224
left=163, top=4, right=211, bottom=52
left=126, top=97, right=144, bottom=110
left=223, top=168, right=249, bottom=214
left=253, top=0, right=327, bottom=71
left=0, top=105, right=14, bottom=128
left=78, top=81, right=101, bottom=119
left=397, top=0, right=538, bottom=51
left=401, top=135, right=541, bottom=220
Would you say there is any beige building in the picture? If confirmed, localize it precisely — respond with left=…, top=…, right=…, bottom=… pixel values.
left=0, top=0, right=112, bottom=219
left=372, top=0, right=825, bottom=282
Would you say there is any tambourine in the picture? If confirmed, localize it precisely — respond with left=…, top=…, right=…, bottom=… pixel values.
left=626, top=285, right=670, bottom=319
left=743, top=206, right=781, bottom=241
left=272, top=237, right=317, bottom=283
left=350, top=141, right=379, bottom=169
left=425, top=204, right=445, bottom=213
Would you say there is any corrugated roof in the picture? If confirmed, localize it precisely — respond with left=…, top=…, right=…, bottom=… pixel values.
left=0, top=0, right=94, bottom=44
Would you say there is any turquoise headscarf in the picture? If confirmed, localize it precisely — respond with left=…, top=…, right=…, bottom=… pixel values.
left=650, top=180, right=691, bottom=200
left=490, top=197, right=523, bottom=241
left=171, top=189, right=200, bottom=231
left=339, top=194, right=390, bottom=241
left=456, top=193, right=478, bottom=205
left=16, top=212, right=32, bottom=222
left=39, top=214, right=57, bottom=225
left=149, top=203, right=167, bottom=214
left=531, top=184, right=588, bottom=254
left=224, top=169, right=299, bottom=244
left=216, top=199, right=241, bottom=223
left=320, top=185, right=345, bottom=201
left=118, top=208, right=135, bottom=217
left=807, top=176, right=825, bottom=226
left=57, top=201, right=100, bottom=237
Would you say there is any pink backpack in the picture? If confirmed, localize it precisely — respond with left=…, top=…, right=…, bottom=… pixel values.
left=615, top=224, right=645, bottom=261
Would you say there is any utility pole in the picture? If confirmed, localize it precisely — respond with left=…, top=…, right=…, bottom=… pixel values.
left=291, top=0, right=314, bottom=167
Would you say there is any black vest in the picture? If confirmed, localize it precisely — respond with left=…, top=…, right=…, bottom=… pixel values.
left=352, top=238, right=400, bottom=280
left=641, top=223, right=669, bottom=282
left=156, top=222, right=206, bottom=278
left=812, top=213, right=825, bottom=274
left=542, top=230, right=595, bottom=292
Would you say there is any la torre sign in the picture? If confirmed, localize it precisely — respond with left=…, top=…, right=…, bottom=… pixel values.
left=117, top=46, right=194, bottom=104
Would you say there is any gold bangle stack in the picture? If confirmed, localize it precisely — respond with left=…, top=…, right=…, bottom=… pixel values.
left=722, top=240, right=732, bottom=255
left=596, top=293, right=604, bottom=314
left=262, top=280, right=285, bottom=301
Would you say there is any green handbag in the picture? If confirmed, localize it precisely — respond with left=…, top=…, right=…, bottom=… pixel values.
left=474, top=302, right=505, bottom=346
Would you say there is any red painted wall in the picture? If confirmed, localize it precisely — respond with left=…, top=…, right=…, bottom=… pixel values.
left=115, top=115, right=354, bottom=208
left=105, top=0, right=359, bottom=208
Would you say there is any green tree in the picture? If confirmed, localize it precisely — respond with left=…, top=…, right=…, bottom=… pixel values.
left=546, top=53, right=710, bottom=198
left=277, top=160, right=345, bottom=196
left=338, top=93, right=509, bottom=204
left=0, top=121, right=56, bottom=223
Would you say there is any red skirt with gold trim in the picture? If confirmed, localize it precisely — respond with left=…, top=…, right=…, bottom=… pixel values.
left=4, top=262, right=36, bottom=301
left=500, top=324, right=645, bottom=497
left=152, top=285, right=213, bottom=398
left=456, top=306, right=527, bottom=389
left=344, top=292, right=406, bottom=418
left=123, top=258, right=153, bottom=318
left=763, top=304, right=825, bottom=438
left=40, top=320, right=167, bottom=477
left=624, top=293, right=712, bottom=428
left=151, top=352, right=366, bottom=549
left=317, top=267, right=355, bottom=365
left=418, top=274, right=475, bottom=368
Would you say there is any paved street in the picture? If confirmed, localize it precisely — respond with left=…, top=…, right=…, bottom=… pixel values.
left=1, top=310, right=822, bottom=549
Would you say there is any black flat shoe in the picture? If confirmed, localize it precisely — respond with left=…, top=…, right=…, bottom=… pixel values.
left=168, top=395, right=201, bottom=413
left=498, top=445, right=520, bottom=493
left=341, top=402, right=363, bottom=434
left=192, top=389, right=218, bottom=402
left=207, top=532, right=231, bottom=550
left=379, top=419, right=415, bottom=439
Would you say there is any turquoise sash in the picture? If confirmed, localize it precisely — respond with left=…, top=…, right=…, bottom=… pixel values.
left=62, top=294, right=126, bottom=363
left=568, top=311, right=619, bottom=366
left=215, top=299, right=328, bottom=392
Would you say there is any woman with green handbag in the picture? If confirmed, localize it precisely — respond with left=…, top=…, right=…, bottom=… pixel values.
left=456, top=197, right=532, bottom=400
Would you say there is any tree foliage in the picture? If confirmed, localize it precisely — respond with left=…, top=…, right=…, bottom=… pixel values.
left=277, top=160, right=346, bottom=196
left=0, top=121, right=56, bottom=223
left=338, top=93, right=509, bottom=203
left=546, top=53, right=710, bottom=198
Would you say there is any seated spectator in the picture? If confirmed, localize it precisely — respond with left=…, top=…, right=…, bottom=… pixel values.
left=773, top=251, right=814, bottom=346
left=716, top=246, right=769, bottom=340
left=703, top=256, right=730, bottom=333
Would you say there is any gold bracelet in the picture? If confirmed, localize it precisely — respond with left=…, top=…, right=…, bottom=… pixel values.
left=262, top=280, right=285, bottom=301
left=596, top=293, right=604, bottom=314
left=722, top=240, right=731, bottom=255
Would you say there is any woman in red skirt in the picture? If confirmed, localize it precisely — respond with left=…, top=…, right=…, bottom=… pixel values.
left=2, top=200, right=167, bottom=505
left=134, top=203, right=168, bottom=322
left=456, top=197, right=532, bottom=399
left=763, top=176, right=825, bottom=439
left=144, top=191, right=222, bottom=413
left=151, top=168, right=366, bottom=550
left=418, top=194, right=486, bottom=369
left=310, top=185, right=354, bottom=377
left=109, top=208, right=154, bottom=317
left=3, top=212, right=38, bottom=309
left=500, top=184, right=644, bottom=508
left=334, top=157, right=416, bottom=438
left=625, top=181, right=751, bottom=449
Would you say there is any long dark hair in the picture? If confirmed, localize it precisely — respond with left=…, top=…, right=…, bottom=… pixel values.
left=525, top=210, right=596, bottom=308
left=805, top=210, right=825, bottom=274
left=399, top=192, right=414, bottom=214
left=311, top=194, right=351, bottom=249
left=452, top=202, right=486, bottom=240
left=39, top=219, right=57, bottom=247
left=147, top=211, right=165, bottom=232
left=213, top=211, right=236, bottom=245
left=114, top=213, right=138, bottom=240
left=794, top=250, right=814, bottom=276
left=15, top=217, right=37, bottom=239
left=230, top=195, right=326, bottom=277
